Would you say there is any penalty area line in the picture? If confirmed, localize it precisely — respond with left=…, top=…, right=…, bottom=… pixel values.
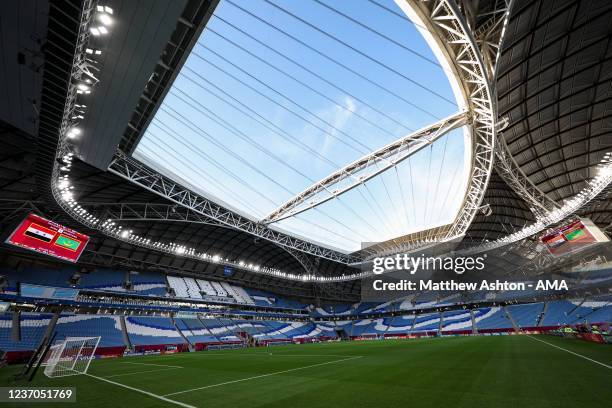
left=118, top=361, right=183, bottom=368
left=104, top=367, right=183, bottom=378
left=86, top=374, right=196, bottom=408
left=163, top=355, right=363, bottom=397
left=526, top=335, right=612, bottom=370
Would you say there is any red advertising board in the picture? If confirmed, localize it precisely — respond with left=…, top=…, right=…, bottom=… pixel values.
left=5, top=213, right=89, bottom=262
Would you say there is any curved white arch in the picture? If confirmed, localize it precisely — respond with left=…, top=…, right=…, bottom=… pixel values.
left=398, top=0, right=497, bottom=242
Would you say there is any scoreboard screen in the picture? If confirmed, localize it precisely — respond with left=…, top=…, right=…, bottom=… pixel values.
left=541, top=218, right=609, bottom=257
left=6, top=213, right=89, bottom=262
left=223, top=266, right=234, bottom=277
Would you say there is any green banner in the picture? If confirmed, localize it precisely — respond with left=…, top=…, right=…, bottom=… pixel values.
left=55, top=235, right=80, bottom=250
left=565, top=228, right=585, bottom=241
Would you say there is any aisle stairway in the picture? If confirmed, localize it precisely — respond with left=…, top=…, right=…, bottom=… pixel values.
left=504, top=306, right=520, bottom=333
left=119, top=315, right=132, bottom=351
left=537, top=303, right=549, bottom=326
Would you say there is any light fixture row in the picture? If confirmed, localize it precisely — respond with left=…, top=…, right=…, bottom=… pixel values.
left=51, top=4, right=355, bottom=282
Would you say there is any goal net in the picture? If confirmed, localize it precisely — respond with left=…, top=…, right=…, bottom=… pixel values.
left=43, top=336, right=100, bottom=378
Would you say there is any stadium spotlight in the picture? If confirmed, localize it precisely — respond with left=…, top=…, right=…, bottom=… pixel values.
left=98, top=12, right=113, bottom=26
left=97, top=5, right=114, bottom=15
left=66, top=127, right=81, bottom=139
left=85, top=48, right=102, bottom=55
left=90, top=6, right=113, bottom=36
left=598, top=166, right=612, bottom=177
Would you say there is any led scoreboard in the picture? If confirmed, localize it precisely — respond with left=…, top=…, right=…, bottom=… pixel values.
left=6, top=213, right=89, bottom=262
left=541, top=218, right=609, bottom=257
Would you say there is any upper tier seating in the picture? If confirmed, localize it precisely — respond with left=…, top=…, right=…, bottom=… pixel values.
left=243, top=288, right=277, bottom=307
left=183, top=277, right=203, bottom=299
left=78, top=269, right=126, bottom=292
left=2, top=267, right=169, bottom=297
left=220, top=282, right=239, bottom=301
left=222, top=283, right=255, bottom=305
left=314, top=303, right=353, bottom=316
left=1, top=267, right=74, bottom=292
left=580, top=269, right=612, bottom=286
left=210, top=281, right=228, bottom=297
left=165, top=276, right=257, bottom=304
left=128, top=271, right=167, bottom=296
left=166, top=276, right=261, bottom=303
left=166, top=276, right=189, bottom=298
left=234, top=285, right=255, bottom=304
left=196, top=279, right=217, bottom=296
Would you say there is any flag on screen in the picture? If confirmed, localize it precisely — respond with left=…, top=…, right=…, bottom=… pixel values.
left=544, top=235, right=565, bottom=247
left=565, top=228, right=586, bottom=241
left=24, top=224, right=55, bottom=242
left=55, top=235, right=81, bottom=251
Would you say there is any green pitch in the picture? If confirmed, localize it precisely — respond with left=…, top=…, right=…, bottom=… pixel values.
left=1, top=335, right=610, bottom=407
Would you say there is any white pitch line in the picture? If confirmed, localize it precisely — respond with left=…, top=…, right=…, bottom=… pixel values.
left=167, top=352, right=360, bottom=358
left=527, top=335, right=612, bottom=369
left=164, top=355, right=363, bottom=397
left=104, top=367, right=183, bottom=378
left=119, top=361, right=183, bottom=368
left=251, top=353, right=362, bottom=358
left=86, top=374, right=196, bottom=408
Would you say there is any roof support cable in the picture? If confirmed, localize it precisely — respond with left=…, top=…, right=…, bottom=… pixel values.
left=202, top=28, right=406, bottom=141
left=263, top=0, right=456, bottom=105
left=177, top=72, right=341, bottom=170
left=170, top=89, right=317, bottom=184
left=150, top=120, right=281, bottom=209
left=211, top=15, right=417, bottom=132
left=195, top=47, right=373, bottom=154
left=161, top=105, right=298, bottom=197
left=222, top=0, right=442, bottom=120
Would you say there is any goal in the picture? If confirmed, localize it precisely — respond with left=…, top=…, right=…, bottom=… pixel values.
left=43, top=336, right=100, bottom=378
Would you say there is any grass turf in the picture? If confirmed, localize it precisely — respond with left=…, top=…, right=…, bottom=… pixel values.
left=1, top=335, right=610, bottom=407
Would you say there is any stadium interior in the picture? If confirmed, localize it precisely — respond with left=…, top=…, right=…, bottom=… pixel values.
left=0, top=0, right=611, bottom=407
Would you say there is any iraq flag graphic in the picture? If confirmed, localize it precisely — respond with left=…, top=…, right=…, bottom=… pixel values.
left=24, top=224, right=55, bottom=243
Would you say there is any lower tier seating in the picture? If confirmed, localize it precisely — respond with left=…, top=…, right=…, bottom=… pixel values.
left=125, top=316, right=185, bottom=345
left=54, top=314, right=125, bottom=347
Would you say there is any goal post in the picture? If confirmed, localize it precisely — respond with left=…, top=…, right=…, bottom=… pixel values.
left=43, top=336, right=100, bottom=378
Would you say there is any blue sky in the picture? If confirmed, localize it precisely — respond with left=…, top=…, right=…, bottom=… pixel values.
left=133, top=0, right=467, bottom=252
